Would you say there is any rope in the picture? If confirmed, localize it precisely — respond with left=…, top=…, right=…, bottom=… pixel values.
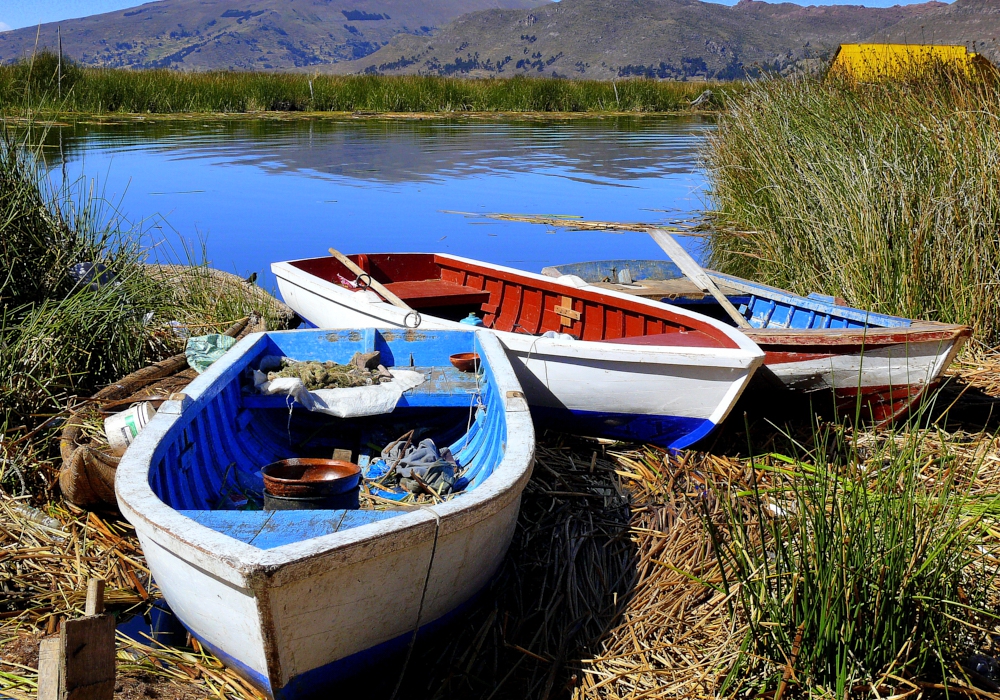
left=56, top=311, right=276, bottom=508
left=389, top=506, right=441, bottom=700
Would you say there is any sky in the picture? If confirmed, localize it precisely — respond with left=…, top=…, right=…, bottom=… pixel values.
left=0, top=0, right=953, bottom=31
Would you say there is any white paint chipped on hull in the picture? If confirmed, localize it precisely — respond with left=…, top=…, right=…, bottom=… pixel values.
left=765, top=337, right=962, bottom=393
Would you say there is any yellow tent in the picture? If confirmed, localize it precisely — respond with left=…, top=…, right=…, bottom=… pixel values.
left=829, top=43, right=995, bottom=81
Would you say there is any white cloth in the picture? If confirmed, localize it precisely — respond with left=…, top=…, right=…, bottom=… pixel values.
left=253, top=369, right=425, bottom=418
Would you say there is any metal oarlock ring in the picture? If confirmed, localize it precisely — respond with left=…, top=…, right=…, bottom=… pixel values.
left=355, top=273, right=372, bottom=290
left=404, top=311, right=422, bottom=328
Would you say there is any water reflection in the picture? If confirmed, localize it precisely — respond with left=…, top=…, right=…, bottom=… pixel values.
left=40, top=116, right=713, bottom=285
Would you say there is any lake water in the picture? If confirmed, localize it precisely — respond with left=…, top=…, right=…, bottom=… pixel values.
left=41, top=116, right=714, bottom=288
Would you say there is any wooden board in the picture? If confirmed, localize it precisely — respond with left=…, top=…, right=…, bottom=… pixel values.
left=555, top=296, right=582, bottom=326
left=591, top=278, right=742, bottom=300
left=381, top=280, right=492, bottom=308
left=61, top=615, right=115, bottom=700
left=37, top=636, right=62, bottom=700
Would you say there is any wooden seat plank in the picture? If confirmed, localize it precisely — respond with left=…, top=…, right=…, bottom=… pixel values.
left=592, top=278, right=744, bottom=300
left=381, top=280, right=492, bottom=308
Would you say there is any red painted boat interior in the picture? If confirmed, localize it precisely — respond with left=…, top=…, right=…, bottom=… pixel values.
left=289, top=254, right=739, bottom=349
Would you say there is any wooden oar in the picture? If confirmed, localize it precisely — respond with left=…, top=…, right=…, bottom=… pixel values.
left=328, top=247, right=422, bottom=326
left=648, top=229, right=752, bottom=329
left=328, top=247, right=410, bottom=309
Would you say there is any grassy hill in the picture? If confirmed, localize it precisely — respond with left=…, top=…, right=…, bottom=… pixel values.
left=330, top=0, right=946, bottom=79
left=872, top=0, right=1000, bottom=64
left=0, top=0, right=548, bottom=70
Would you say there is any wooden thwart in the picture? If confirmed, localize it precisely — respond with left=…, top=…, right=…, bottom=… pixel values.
left=648, top=229, right=752, bottom=329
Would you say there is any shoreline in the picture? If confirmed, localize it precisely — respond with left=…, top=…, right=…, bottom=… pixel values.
left=4, top=355, right=1000, bottom=699
left=1, top=109, right=718, bottom=125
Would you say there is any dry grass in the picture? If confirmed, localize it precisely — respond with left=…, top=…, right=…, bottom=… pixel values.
left=4, top=359, right=1000, bottom=699
left=0, top=456, right=263, bottom=699
left=573, top=450, right=745, bottom=698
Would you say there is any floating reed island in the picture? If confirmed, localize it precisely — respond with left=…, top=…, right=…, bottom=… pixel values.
left=0, top=53, right=733, bottom=117
left=4, top=72, right=1000, bottom=698
left=5, top=410, right=1000, bottom=699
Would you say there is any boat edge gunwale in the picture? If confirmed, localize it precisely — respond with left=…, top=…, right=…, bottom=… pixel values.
left=538, top=259, right=972, bottom=342
left=271, top=254, right=766, bottom=367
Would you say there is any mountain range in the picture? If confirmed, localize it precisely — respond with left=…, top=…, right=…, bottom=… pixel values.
left=0, top=0, right=998, bottom=79
left=335, top=0, right=952, bottom=79
left=0, top=0, right=545, bottom=71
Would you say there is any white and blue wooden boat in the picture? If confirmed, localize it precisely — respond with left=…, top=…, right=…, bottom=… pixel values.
left=542, top=260, right=971, bottom=422
left=272, top=253, right=765, bottom=450
left=115, top=328, right=534, bottom=699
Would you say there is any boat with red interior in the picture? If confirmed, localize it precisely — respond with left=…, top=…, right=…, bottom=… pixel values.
left=272, top=252, right=764, bottom=450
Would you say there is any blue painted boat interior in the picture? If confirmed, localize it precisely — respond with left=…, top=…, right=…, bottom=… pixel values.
left=149, top=328, right=507, bottom=550
left=546, top=259, right=912, bottom=331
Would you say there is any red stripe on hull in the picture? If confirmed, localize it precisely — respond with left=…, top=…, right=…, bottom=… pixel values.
left=762, top=350, right=837, bottom=365
left=830, top=383, right=928, bottom=424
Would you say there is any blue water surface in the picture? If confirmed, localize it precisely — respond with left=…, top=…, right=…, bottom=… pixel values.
left=43, top=116, right=713, bottom=287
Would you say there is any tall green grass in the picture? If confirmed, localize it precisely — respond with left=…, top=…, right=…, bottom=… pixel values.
left=0, top=54, right=731, bottom=114
left=705, top=72, right=1000, bottom=343
left=708, top=421, right=1000, bottom=696
left=0, top=130, right=173, bottom=430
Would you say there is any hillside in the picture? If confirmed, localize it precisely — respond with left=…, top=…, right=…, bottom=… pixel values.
left=2, top=0, right=995, bottom=79
left=0, top=0, right=548, bottom=70
left=872, top=0, right=1000, bottom=63
left=333, top=0, right=946, bottom=79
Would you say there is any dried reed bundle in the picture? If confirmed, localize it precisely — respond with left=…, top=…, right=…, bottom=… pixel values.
left=4, top=407, right=1000, bottom=700
left=479, top=213, right=708, bottom=237
left=573, top=450, right=748, bottom=699
left=0, top=496, right=153, bottom=629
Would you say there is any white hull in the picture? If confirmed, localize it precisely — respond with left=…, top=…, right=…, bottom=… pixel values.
left=764, top=338, right=962, bottom=394
left=116, top=331, right=535, bottom=698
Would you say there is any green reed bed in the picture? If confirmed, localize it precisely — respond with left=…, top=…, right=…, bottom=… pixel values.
left=0, top=132, right=169, bottom=431
left=0, top=54, right=730, bottom=115
left=705, top=73, right=1000, bottom=344
left=707, top=419, right=1000, bottom=698
left=0, top=127, right=283, bottom=439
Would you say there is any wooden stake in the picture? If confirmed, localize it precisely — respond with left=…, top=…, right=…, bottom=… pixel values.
left=61, top=614, right=115, bottom=699
left=85, top=578, right=105, bottom=617
left=37, top=636, right=63, bottom=700
left=39, top=579, right=116, bottom=700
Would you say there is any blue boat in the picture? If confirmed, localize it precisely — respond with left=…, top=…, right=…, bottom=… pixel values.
left=542, top=260, right=970, bottom=422
left=116, top=328, right=534, bottom=699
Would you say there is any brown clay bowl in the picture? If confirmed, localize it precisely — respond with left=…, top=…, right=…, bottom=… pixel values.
left=261, top=458, right=360, bottom=498
left=449, top=352, right=481, bottom=373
